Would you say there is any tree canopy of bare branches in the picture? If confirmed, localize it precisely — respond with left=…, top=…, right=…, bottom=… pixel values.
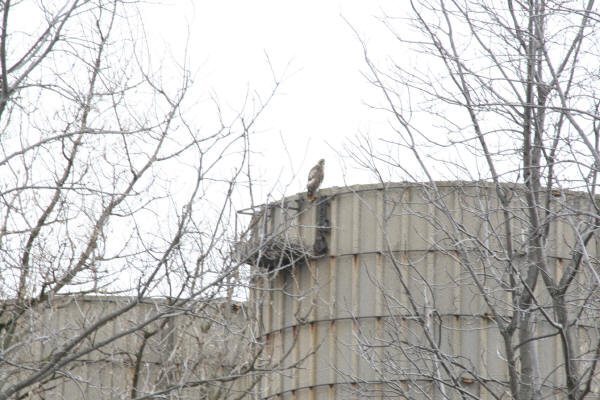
left=0, top=1, right=284, bottom=399
left=345, top=1, right=600, bottom=399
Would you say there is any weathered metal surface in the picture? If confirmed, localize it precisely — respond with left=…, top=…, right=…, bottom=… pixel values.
left=2, top=296, right=250, bottom=400
left=250, top=182, right=600, bottom=399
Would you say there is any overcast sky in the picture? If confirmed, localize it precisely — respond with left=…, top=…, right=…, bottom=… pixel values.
left=142, top=0, right=407, bottom=200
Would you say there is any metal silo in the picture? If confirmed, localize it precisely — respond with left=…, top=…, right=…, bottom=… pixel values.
left=243, top=182, right=600, bottom=399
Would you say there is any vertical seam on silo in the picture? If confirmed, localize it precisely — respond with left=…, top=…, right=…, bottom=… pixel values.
left=376, top=253, right=383, bottom=318
left=353, top=191, right=361, bottom=390
left=426, top=251, right=433, bottom=317
left=555, top=259, right=562, bottom=388
left=481, top=312, right=488, bottom=397
left=454, top=256, right=462, bottom=366
left=376, top=252, right=384, bottom=398
left=279, top=273, right=285, bottom=395
left=293, top=276, right=300, bottom=391
left=265, top=331, right=271, bottom=397
left=310, top=323, right=316, bottom=400
left=353, top=255, right=359, bottom=318
left=330, top=193, right=338, bottom=256
left=352, top=194, right=360, bottom=254
left=401, top=253, right=409, bottom=314
left=376, top=189, right=383, bottom=253
left=278, top=271, right=284, bottom=338
left=311, top=260, right=317, bottom=322
left=110, top=301, right=116, bottom=391
left=329, top=256, right=336, bottom=385
left=59, top=303, right=66, bottom=397
left=352, top=254, right=359, bottom=380
left=310, top=259, right=317, bottom=393
left=266, top=279, right=272, bottom=357
left=402, top=188, right=409, bottom=252
left=454, top=188, right=462, bottom=318
left=297, top=199, right=304, bottom=261
left=329, top=319, right=336, bottom=385
left=276, top=330, right=282, bottom=397
left=557, top=205, right=564, bottom=260
left=329, top=257, right=336, bottom=318
left=427, top=192, right=433, bottom=256
left=269, top=205, right=276, bottom=239
left=376, top=188, right=385, bottom=385
left=265, top=275, right=272, bottom=339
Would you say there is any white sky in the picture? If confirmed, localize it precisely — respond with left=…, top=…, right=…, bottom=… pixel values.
left=143, top=0, right=407, bottom=201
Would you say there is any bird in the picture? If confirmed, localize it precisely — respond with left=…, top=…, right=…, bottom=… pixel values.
left=306, top=159, right=325, bottom=201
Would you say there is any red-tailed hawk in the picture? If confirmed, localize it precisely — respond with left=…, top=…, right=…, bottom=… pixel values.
left=307, top=159, right=324, bottom=201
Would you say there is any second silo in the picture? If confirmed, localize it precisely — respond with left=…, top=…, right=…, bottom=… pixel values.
left=245, top=182, right=600, bottom=399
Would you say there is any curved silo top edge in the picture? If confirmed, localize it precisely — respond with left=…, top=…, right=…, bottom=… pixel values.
left=238, top=180, right=583, bottom=212
left=236, top=180, right=591, bottom=269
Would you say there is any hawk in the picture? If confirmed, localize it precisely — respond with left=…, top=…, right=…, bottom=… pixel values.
left=306, top=159, right=324, bottom=201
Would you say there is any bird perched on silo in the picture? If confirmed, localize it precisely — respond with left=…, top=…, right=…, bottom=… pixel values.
left=306, top=159, right=324, bottom=201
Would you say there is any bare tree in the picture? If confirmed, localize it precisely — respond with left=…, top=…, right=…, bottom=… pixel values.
left=345, top=1, right=600, bottom=399
left=0, top=1, right=289, bottom=399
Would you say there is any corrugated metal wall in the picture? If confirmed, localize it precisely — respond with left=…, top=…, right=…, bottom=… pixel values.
left=3, top=296, right=251, bottom=400
left=251, top=182, right=600, bottom=399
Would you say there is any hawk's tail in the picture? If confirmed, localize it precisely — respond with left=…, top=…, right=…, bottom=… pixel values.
left=307, top=191, right=315, bottom=201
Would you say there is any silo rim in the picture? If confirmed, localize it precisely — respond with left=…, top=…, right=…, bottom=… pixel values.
left=237, top=180, right=579, bottom=216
